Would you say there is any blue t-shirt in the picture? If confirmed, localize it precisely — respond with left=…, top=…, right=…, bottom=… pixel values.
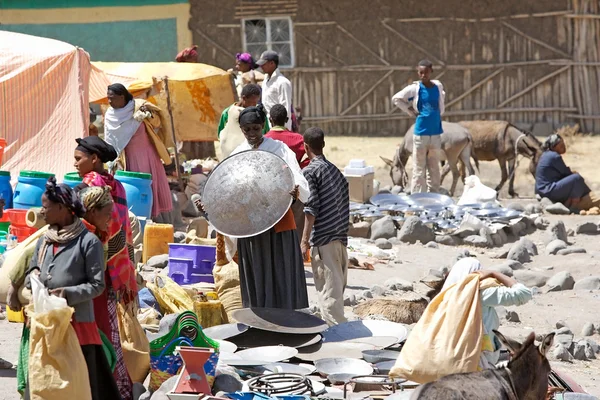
left=414, top=82, right=442, bottom=136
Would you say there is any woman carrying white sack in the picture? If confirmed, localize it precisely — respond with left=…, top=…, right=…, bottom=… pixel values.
left=441, top=258, right=533, bottom=369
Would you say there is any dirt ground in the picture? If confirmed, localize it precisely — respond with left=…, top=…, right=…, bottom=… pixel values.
left=1, top=134, right=600, bottom=399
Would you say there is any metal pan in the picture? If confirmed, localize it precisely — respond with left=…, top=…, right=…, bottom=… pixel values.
left=296, top=342, right=377, bottom=362
left=370, top=193, right=413, bottom=206
left=409, top=193, right=454, bottom=206
left=228, top=328, right=322, bottom=349
left=231, top=308, right=328, bottom=334
left=202, top=150, right=294, bottom=238
left=315, top=358, right=373, bottom=377
left=361, top=349, right=400, bottom=364
left=321, top=320, right=409, bottom=344
left=203, top=323, right=248, bottom=340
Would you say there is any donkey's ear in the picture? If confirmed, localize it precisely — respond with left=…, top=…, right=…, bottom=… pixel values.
left=380, top=156, right=394, bottom=167
left=539, top=332, right=555, bottom=357
left=493, top=330, right=523, bottom=354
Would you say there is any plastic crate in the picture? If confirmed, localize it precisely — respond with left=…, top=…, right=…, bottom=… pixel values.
left=168, top=244, right=216, bottom=275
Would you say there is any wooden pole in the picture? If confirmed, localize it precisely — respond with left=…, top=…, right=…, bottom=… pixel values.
left=163, top=77, right=184, bottom=191
left=497, top=65, right=570, bottom=108
left=336, top=23, right=391, bottom=66
left=501, top=22, right=571, bottom=58
left=340, top=70, right=394, bottom=116
left=380, top=20, right=446, bottom=66
left=445, top=68, right=505, bottom=109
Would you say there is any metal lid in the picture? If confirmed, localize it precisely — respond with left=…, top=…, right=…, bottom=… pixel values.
left=202, top=149, right=294, bottom=238
left=115, top=170, right=152, bottom=180
left=19, top=170, right=54, bottom=179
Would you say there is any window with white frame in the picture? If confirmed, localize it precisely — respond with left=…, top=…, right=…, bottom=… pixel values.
left=243, top=17, right=294, bottom=67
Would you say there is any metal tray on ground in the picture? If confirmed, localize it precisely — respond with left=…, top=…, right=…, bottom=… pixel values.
left=295, top=342, right=377, bottom=362
left=321, top=320, right=409, bottom=344
left=229, top=328, right=322, bottom=349
left=203, top=323, right=249, bottom=340
left=231, top=307, right=328, bottom=334
left=202, top=149, right=294, bottom=238
left=409, top=192, right=454, bottom=207
left=220, top=345, right=298, bottom=367
left=315, top=357, right=373, bottom=377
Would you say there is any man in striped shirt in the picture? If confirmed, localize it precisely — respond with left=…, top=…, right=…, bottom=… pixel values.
left=301, top=127, right=350, bottom=325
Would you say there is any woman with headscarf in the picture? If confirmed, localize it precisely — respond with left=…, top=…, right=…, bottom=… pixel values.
left=199, top=105, right=309, bottom=309
left=175, top=45, right=199, bottom=63
left=227, top=53, right=265, bottom=98
left=535, top=133, right=600, bottom=211
left=74, top=136, right=138, bottom=399
left=441, top=258, right=533, bottom=369
left=103, top=83, right=174, bottom=223
left=22, top=178, right=121, bottom=400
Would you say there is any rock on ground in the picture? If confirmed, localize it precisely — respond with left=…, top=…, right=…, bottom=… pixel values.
left=546, top=271, right=576, bottom=291
left=173, top=231, right=186, bottom=243
left=582, top=322, right=595, bottom=337
left=425, top=241, right=439, bottom=249
left=506, top=311, right=520, bottom=322
left=525, top=203, right=543, bottom=215
left=574, top=276, right=600, bottom=291
left=545, top=203, right=571, bottom=215
left=507, top=241, right=531, bottom=263
left=147, top=254, right=169, bottom=269
left=349, top=221, right=371, bottom=238
left=534, top=217, right=550, bottom=230
left=553, top=343, right=574, bottom=361
left=213, top=374, right=243, bottom=394
left=375, top=238, right=392, bottom=249
left=435, top=235, right=462, bottom=246
left=463, top=235, right=491, bottom=248
left=479, top=227, right=494, bottom=247
left=519, top=237, right=538, bottom=256
left=371, top=284, right=386, bottom=297
left=576, top=222, right=599, bottom=235
left=557, top=247, right=587, bottom=256
left=370, top=216, right=396, bottom=240
left=384, top=278, right=413, bottom=291
left=344, top=294, right=357, bottom=306
left=513, top=270, right=548, bottom=287
left=546, top=221, right=569, bottom=244
left=546, top=240, right=568, bottom=255
left=486, top=264, right=514, bottom=277
left=398, top=216, right=435, bottom=244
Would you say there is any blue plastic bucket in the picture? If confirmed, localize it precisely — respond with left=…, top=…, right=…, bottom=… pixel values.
left=63, top=172, right=83, bottom=188
left=13, top=171, right=54, bottom=210
left=115, top=170, right=153, bottom=218
left=0, top=171, right=13, bottom=209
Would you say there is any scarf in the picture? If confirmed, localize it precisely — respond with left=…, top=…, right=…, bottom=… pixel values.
left=104, top=100, right=141, bottom=155
left=80, top=186, right=114, bottom=211
left=38, top=218, right=87, bottom=265
left=442, top=258, right=483, bottom=292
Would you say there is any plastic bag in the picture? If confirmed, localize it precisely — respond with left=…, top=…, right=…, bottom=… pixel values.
left=27, top=275, right=91, bottom=399
left=458, top=176, right=498, bottom=205
left=30, top=275, right=68, bottom=312
left=146, top=275, right=194, bottom=315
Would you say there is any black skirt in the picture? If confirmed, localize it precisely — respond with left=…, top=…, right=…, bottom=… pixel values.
left=237, top=227, right=309, bottom=309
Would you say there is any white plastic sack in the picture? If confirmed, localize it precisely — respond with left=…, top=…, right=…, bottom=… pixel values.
left=458, top=176, right=498, bottom=205
left=30, top=275, right=69, bottom=313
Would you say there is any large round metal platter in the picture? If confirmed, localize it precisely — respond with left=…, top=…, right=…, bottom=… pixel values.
left=263, top=362, right=316, bottom=375
left=348, top=336, right=399, bottom=349
left=350, top=202, right=371, bottom=211
left=468, top=209, right=501, bottom=218
left=228, top=328, right=322, bottom=349
left=202, top=149, right=294, bottom=238
left=231, top=308, right=328, bottom=334
left=220, top=345, right=298, bottom=366
left=296, top=342, right=377, bottom=362
left=409, top=192, right=454, bottom=206
left=203, top=323, right=249, bottom=340
left=321, top=320, right=408, bottom=344
left=314, top=358, right=373, bottom=377
left=370, top=193, right=413, bottom=206
left=216, top=339, right=238, bottom=353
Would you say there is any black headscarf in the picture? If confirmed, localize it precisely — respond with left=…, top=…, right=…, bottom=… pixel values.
left=239, top=104, right=267, bottom=126
left=75, top=136, right=118, bottom=163
left=45, top=177, right=86, bottom=218
left=107, top=83, right=133, bottom=103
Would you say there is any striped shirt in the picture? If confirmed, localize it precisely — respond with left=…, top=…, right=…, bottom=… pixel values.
left=303, top=155, right=350, bottom=247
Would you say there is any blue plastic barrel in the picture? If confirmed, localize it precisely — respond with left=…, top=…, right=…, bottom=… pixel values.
left=13, top=171, right=54, bottom=210
left=115, top=170, right=153, bottom=218
left=63, top=172, right=83, bottom=188
left=0, top=171, right=13, bottom=209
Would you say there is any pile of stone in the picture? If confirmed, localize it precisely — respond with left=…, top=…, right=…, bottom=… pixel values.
left=552, top=321, right=600, bottom=362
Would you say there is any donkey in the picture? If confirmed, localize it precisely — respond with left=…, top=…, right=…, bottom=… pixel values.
left=411, top=330, right=555, bottom=400
left=453, top=121, right=543, bottom=198
left=380, top=121, right=477, bottom=196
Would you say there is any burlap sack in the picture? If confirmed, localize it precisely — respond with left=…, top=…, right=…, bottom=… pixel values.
left=213, top=234, right=242, bottom=321
left=116, top=302, right=150, bottom=383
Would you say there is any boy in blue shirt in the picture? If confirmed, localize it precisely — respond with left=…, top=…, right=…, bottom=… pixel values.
left=392, top=60, right=445, bottom=193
